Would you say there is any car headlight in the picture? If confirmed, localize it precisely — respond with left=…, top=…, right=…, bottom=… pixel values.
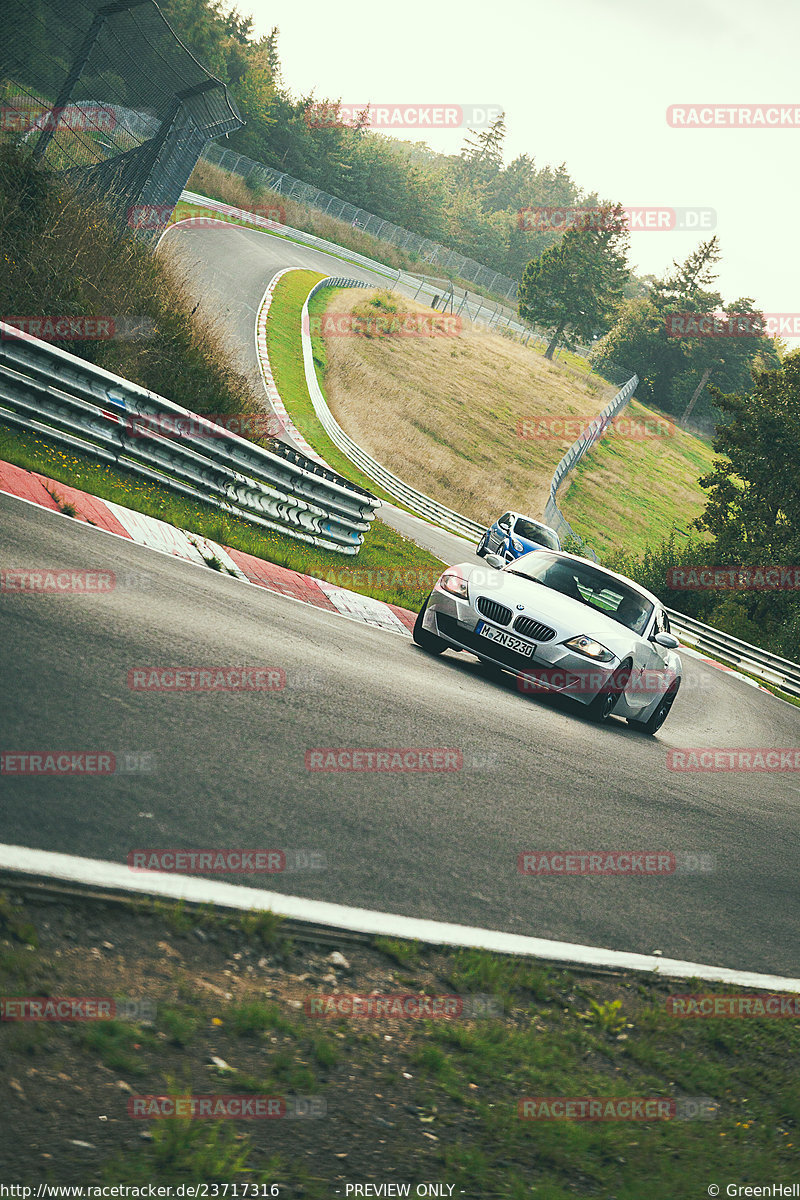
left=437, top=571, right=469, bottom=599
left=563, top=635, right=615, bottom=663
left=510, top=536, right=523, bottom=551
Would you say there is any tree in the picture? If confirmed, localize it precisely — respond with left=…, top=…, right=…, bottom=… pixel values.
left=458, top=115, right=506, bottom=191
left=517, top=204, right=629, bottom=358
left=591, top=241, right=779, bottom=429
left=697, top=351, right=800, bottom=558
left=689, top=351, right=800, bottom=656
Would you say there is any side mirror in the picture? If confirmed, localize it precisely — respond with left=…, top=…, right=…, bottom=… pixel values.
left=653, top=632, right=680, bottom=649
left=485, top=553, right=505, bottom=570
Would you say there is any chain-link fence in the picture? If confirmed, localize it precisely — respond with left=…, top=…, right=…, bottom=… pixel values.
left=202, top=141, right=520, bottom=302
left=1, top=0, right=242, bottom=240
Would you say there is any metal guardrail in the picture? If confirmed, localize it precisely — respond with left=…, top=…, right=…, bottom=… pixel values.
left=544, top=374, right=639, bottom=559
left=299, top=278, right=485, bottom=544
left=0, top=321, right=379, bottom=554
left=665, top=608, right=800, bottom=698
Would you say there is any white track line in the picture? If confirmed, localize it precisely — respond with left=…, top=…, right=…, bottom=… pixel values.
left=1, top=844, right=798, bottom=993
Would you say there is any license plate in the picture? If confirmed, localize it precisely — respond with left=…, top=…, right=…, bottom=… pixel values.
left=476, top=621, right=534, bottom=657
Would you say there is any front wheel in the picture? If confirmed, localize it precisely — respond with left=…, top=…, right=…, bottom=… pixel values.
left=587, top=662, right=631, bottom=723
left=413, top=597, right=448, bottom=655
left=476, top=533, right=489, bottom=558
left=633, top=680, right=680, bottom=736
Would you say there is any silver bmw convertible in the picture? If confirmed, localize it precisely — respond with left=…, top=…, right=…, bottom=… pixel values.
left=413, top=549, right=682, bottom=735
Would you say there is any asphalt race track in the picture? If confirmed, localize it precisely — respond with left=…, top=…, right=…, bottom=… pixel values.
left=2, top=492, right=799, bottom=977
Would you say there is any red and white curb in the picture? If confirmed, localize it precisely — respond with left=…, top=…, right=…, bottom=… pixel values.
left=254, top=268, right=326, bottom=464
left=0, top=459, right=415, bottom=638
left=1, top=842, right=798, bottom=992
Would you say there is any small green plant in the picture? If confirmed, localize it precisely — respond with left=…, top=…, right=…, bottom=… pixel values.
left=159, top=1005, right=200, bottom=1047
left=227, top=1000, right=295, bottom=1038
left=311, top=1033, right=339, bottom=1068
left=372, top=936, right=422, bottom=967
left=0, top=894, right=38, bottom=947
left=237, top=909, right=286, bottom=950
left=576, top=997, right=627, bottom=1033
left=81, top=1019, right=155, bottom=1073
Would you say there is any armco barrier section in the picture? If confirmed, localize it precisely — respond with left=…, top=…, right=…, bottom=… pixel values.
left=0, top=322, right=379, bottom=554
left=544, top=373, right=639, bottom=558
left=299, top=277, right=485, bottom=544
left=665, top=609, right=800, bottom=699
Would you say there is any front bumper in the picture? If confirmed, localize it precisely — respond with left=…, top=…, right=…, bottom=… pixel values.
left=423, top=590, right=618, bottom=703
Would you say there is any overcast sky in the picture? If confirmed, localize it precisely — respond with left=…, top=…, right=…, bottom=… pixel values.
left=236, top=0, right=797, bottom=330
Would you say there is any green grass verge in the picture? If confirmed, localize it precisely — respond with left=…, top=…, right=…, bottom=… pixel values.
left=264, top=269, right=420, bottom=512
left=0, top=422, right=445, bottom=611
left=560, top=398, right=718, bottom=559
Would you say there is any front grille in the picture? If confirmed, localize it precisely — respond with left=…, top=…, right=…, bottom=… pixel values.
left=513, top=615, right=556, bottom=642
left=476, top=596, right=513, bottom=626
left=436, top=613, right=539, bottom=670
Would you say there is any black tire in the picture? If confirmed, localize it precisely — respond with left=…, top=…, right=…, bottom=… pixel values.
left=633, top=680, right=681, bottom=736
left=413, top=597, right=448, bottom=655
left=476, top=533, right=488, bottom=558
left=586, top=661, right=632, bottom=723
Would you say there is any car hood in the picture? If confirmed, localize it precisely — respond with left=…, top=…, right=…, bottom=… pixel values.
left=464, top=563, right=641, bottom=648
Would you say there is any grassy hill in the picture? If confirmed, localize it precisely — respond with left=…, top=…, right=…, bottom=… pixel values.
left=311, top=287, right=715, bottom=556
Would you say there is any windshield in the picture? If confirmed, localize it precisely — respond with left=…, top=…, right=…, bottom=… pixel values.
left=513, top=518, right=560, bottom=549
left=506, top=552, right=654, bottom=632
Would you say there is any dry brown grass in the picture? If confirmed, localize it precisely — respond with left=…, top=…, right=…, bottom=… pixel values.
left=315, top=288, right=617, bottom=524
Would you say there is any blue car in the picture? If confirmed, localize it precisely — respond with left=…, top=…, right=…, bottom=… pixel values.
left=476, top=511, right=561, bottom=562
